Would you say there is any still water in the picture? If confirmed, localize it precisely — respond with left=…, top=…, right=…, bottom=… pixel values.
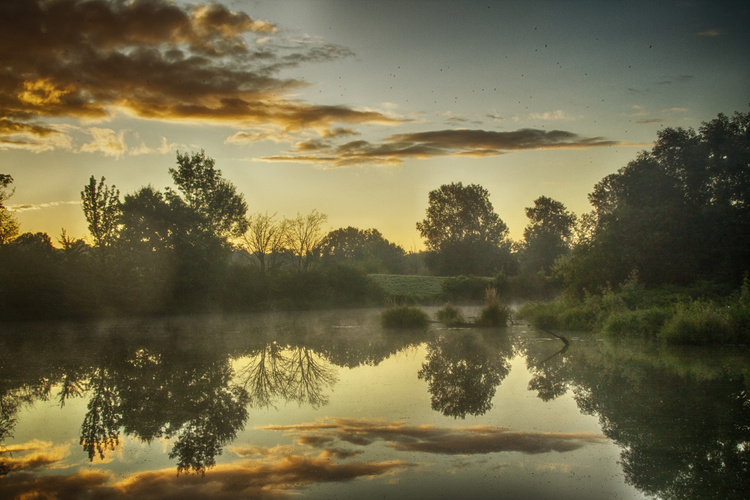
left=1, top=308, right=747, bottom=499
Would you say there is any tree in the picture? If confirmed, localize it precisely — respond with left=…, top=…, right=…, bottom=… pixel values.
left=521, top=196, right=576, bottom=274
left=242, top=212, right=288, bottom=276
left=0, top=174, right=19, bottom=245
left=560, top=109, right=750, bottom=292
left=167, top=150, right=248, bottom=240
left=284, top=210, right=328, bottom=273
left=318, top=226, right=406, bottom=273
left=81, top=175, right=121, bottom=249
left=416, top=182, right=511, bottom=275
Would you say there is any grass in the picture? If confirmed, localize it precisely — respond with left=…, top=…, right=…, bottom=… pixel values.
left=369, top=274, right=448, bottom=302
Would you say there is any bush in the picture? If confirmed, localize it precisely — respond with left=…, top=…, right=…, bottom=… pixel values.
left=474, top=288, right=509, bottom=327
left=381, top=305, right=430, bottom=329
left=441, top=275, right=493, bottom=302
left=436, top=304, right=466, bottom=326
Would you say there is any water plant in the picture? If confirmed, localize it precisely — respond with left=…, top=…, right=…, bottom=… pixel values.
left=474, top=288, right=509, bottom=327
left=380, top=304, right=430, bottom=329
left=436, top=304, right=466, bottom=326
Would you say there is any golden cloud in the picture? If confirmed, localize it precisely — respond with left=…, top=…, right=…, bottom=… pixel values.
left=0, top=0, right=396, bottom=152
left=1, top=450, right=414, bottom=500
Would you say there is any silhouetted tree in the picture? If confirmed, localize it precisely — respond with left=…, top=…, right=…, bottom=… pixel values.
left=81, top=175, right=121, bottom=250
left=319, top=226, right=406, bottom=273
left=242, top=211, right=288, bottom=276
left=417, top=182, right=512, bottom=275
left=284, top=210, right=328, bottom=272
left=167, top=150, right=248, bottom=240
left=521, top=196, right=576, bottom=274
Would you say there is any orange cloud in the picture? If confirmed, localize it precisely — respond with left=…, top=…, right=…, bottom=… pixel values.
left=1, top=450, right=414, bottom=500
left=0, top=0, right=396, bottom=152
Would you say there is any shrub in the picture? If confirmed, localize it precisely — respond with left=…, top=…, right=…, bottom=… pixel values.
left=436, top=304, right=466, bottom=326
left=474, top=288, right=509, bottom=327
left=381, top=305, right=430, bottom=329
left=441, top=275, right=492, bottom=303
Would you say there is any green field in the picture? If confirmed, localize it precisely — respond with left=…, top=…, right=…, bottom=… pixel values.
left=368, top=274, right=448, bottom=301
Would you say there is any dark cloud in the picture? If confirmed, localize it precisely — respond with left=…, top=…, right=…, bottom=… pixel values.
left=0, top=0, right=394, bottom=151
left=261, top=128, right=624, bottom=167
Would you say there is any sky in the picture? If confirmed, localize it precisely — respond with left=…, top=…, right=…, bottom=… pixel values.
left=1, top=0, right=748, bottom=249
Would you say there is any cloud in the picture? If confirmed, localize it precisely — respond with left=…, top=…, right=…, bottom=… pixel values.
left=263, top=418, right=608, bottom=455
left=698, top=28, right=724, bottom=37
left=260, top=128, right=628, bottom=167
left=529, top=110, right=576, bottom=121
left=0, top=0, right=395, bottom=152
left=8, top=201, right=81, bottom=212
left=0, top=440, right=70, bottom=473
left=80, top=128, right=128, bottom=157
left=2, top=448, right=414, bottom=500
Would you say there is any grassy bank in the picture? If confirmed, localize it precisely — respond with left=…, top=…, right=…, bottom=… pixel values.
left=518, top=278, right=750, bottom=345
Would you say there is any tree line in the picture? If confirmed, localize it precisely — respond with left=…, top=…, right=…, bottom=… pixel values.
left=1, top=109, right=748, bottom=319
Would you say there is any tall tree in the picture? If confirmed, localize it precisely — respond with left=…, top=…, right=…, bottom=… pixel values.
left=416, top=182, right=511, bottom=275
left=522, top=196, right=576, bottom=274
left=318, top=226, right=406, bottom=273
left=81, top=175, right=121, bottom=249
left=167, top=150, right=248, bottom=240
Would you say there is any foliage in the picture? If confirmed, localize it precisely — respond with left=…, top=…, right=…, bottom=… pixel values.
left=520, top=196, right=576, bottom=274
left=81, top=175, right=120, bottom=249
left=436, top=304, right=466, bottom=326
left=380, top=304, right=430, bottom=329
left=561, top=110, right=750, bottom=293
left=242, top=211, right=287, bottom=276
left=417, top=182, right=513, bottom=275
left=441, top=275, right=494, bottom=302
left=474, top=288, right=510, bottom=327
left=167, top=150, right=248, bottom=239
left=319, top=226, right=406, bottom=274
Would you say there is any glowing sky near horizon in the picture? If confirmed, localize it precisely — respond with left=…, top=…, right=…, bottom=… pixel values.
left=1, top=0, right=748, bottom=248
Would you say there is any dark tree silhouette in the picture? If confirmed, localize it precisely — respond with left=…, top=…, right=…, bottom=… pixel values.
left=417, top=182, right=512, bottom=276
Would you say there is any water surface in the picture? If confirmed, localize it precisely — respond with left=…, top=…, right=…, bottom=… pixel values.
left=1, top=308, right=747, bottom=499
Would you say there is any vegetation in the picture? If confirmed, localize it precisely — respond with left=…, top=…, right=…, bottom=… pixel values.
left=474, top=288, right=510, bottom=327
left=369, top=274, right=447, bottom=303
left=416, top=182, right=514, bottom=276
left=380, top=304, right=430, bottom=329
left=1, top=108, right=749, bottom=333
left=435, top=304, right=466, bottom=326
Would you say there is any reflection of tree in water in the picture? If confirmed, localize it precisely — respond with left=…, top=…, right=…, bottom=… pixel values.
left=72, top=347, right=250, bottom=475
left=418, top=332, right=514, bottom=418
left=239, top=344, right=337, bottom=409
left=522, top=342, right=570, bottom=402
left=538, top=340, right=750, bottom=500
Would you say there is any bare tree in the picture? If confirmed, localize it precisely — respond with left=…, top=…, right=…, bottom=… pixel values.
left=242, top=211, right=288, bottom=276
left=284, top=210, right=328, bottom=272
